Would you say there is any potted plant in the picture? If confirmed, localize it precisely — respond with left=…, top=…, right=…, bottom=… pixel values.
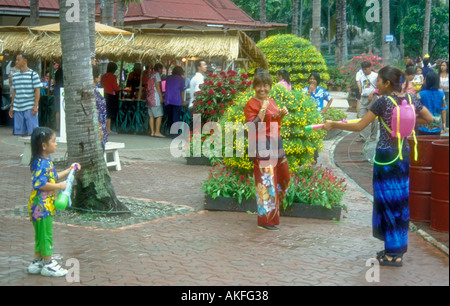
left=323, top=108, right=347, bottom=139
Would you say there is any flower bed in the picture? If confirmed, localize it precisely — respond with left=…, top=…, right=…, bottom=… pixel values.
left=193, top=70, right=252, bottom=123
left=203, top=164, right=347, bottom=214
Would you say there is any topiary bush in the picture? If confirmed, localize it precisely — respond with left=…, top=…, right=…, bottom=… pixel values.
left=257, top=34, right=330, bottom=91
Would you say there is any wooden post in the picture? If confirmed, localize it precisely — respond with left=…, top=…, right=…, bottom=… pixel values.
left=48, top=60, right=53, bottom=96
left=138, top=60, right=144, bottom=100
left=119, top=57, right=124, bottom=99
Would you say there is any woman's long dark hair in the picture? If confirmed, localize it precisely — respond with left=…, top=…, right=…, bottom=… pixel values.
left=29, top=127, right=55, bottom=168
left=377, top=65, right=406, bottom=93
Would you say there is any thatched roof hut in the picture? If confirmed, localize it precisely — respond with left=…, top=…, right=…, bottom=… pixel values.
left=0, top=26, right=268, bottom=69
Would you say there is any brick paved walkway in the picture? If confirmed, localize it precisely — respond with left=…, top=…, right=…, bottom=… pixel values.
left=0, top=126, right=448, bottom=286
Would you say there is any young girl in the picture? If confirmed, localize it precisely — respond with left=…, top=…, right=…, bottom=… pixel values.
left=27, top=127, right=81, bottom=277
left=324, top=66, right=433, bottom=267
left=411, top=66, right=424, bottom=92
left=276, top=70, right=292, bottom=92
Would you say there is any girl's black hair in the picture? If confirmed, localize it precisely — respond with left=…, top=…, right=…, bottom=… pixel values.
left=106, top=62, right=118, bottom=73
left=277, top=70, right=291, bottom=85
left=309, top=72, right=321, bottom=84
left=377, top=65, right=406, bottom=93
left=29, top=127, right=55, bottom=168
left=424, top=71, right=440, bottom=90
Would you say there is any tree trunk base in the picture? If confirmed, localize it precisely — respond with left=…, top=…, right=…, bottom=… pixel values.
left=73, top=179, right=130, bottom=214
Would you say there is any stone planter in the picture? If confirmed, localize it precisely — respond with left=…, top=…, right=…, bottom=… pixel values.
left=347, top=97, right=357, bottom=112
left=204, top=195, right=343, bottom=221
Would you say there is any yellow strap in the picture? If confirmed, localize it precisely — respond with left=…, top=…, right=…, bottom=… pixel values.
left=397, top=105, right=403, bottom=160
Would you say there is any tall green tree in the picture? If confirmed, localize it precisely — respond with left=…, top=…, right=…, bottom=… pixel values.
left=59, top=0, right=129, bottom=213
left=398, top=4, right=449, bottom=59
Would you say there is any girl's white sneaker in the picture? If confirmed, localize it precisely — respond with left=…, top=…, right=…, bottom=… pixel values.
left=40, top=259, right=68, bottom=277
left=27, top=258, right=44, bottom=275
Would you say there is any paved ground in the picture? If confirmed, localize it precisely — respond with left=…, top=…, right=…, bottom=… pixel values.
left=0, top=94, right=448, bottom=286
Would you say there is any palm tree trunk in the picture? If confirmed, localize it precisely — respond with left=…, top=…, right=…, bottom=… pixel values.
left=292, top=0, right=299, bottom=36
left=260, top=0, right=266, bottom=40
left=382, top=0, right=391, bottom=66
left=101, top=0, right=115, bottom=26
left=423, top=0, right=432, bottom=56
left=30, top=0, right=39, bottom=26
left=88, top=0, right=95, bottom=55
left=335, top=0, right=347, bottom=67
left=59, top=0, right=129, bottom=213
left=116, top=1, right=126, bottom=27
left=327, top=0, right=331, bottom=54
left=311, top=0, right=321, bottom=51
left=299, top=0, right=304, bottom=37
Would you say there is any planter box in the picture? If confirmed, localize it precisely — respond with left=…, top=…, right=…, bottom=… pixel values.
left=186, top=156, right=212, bottom=166
left=347, top=97, right=357, bottom=112
left=204, top=195, right=342, bottom=221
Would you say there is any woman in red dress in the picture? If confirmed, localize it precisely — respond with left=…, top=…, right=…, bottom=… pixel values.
left=244, top=72, right=290, bottom=231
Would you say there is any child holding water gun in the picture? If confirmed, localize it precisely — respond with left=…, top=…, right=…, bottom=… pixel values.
left=27, top=127, right=81, bottom=277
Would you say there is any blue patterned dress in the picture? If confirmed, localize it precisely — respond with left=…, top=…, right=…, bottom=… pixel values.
left=370, top=94, right=424, bottom=256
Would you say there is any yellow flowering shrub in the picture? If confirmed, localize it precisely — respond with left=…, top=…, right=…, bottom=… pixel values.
left=257, top=34, right=330, bottom=91
left=219, top=84, right=325, bottom=174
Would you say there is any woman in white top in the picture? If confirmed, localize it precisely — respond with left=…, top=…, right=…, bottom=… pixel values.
left=439, top=61, right=449, bottom=127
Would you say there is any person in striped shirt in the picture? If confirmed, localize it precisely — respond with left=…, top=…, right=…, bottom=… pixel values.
left=8, top=52, right=42, bottom=136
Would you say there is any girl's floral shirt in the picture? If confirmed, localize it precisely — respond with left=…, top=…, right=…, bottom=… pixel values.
left=28, top=158, right=58, bottom=222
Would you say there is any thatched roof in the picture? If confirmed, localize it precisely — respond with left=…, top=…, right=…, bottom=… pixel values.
left=32, top=22, right=133, bottom=35
left=0, top=26, right=268, bottom=69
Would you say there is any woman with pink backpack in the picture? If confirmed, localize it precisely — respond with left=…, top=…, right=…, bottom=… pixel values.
left=324, top=66, right=433, bottom=267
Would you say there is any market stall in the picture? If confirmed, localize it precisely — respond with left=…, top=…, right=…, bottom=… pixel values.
left=0, top=26, right=268, bottom=133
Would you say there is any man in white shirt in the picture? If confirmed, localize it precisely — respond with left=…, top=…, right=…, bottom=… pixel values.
left=188, top=59, right=207, bottom=128
left=189, top=59, right=208, bottom=108
left=357, top=61, right=378, bottom=142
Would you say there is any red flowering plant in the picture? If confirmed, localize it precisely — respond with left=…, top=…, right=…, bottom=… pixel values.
left=284, top=165, right=348, bottom=210
left=193, top=70, right=252, bottom=123
left=339, top=52, right=383, bottom=93
left=202, top=163, right=255, bottom=204
left=202, top=163, right=348, bottom=209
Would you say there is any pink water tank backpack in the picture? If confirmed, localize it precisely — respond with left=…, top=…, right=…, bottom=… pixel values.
left=377, top=94, right=418, bottom=165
